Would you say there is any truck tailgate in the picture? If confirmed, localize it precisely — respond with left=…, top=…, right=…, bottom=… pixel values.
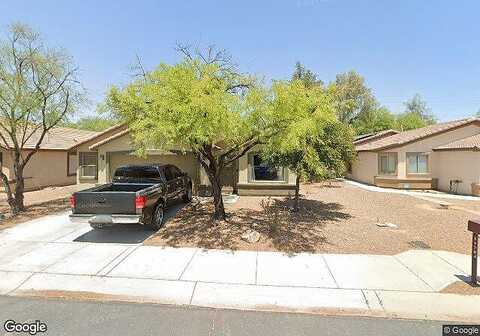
left=74, top=192, right=137, bottom=214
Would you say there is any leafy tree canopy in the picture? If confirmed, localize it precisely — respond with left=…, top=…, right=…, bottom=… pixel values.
left=403, top=93, right=436, bottom=125
left=352, top=106, right=396, bottom=135
left=330, top=70, right=378, bottom=125
left=291, top=62, right=323, bottom=88
left=262, top=80, right=355, bottom=210
left=395, top=111, right=429, bottom=131
left=0, top=23, right=83, bottom=214
left=106, top=46, right=292, bottom=219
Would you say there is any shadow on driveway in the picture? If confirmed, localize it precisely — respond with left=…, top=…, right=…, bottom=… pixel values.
left=73, top=202, right=185, bottom=244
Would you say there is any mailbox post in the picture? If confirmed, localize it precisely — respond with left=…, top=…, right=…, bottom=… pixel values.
left=467, top=219, right=480, bottom=286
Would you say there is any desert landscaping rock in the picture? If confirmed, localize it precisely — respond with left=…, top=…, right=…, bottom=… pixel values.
left=376, top=222, right=398, bottom=229
left=241, top=230, right=261, bottom=243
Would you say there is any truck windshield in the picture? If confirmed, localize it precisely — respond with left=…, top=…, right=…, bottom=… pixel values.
left=113, top=166, right=161, bottom=182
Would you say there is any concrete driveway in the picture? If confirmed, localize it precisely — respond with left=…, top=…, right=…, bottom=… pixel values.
left=0, top=211, right=479, bottom=322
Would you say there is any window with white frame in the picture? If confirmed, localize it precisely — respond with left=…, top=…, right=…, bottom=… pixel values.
left=248, top=153, right=286, bottom=182
left=407, top=153, right=428, bottom=174
left=378, top=153, right=397, bottom=175
left=79, top=152, right=98, bottom=178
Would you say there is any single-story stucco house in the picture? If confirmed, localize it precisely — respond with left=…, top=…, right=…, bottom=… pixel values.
left=348, top=117, right=480, bottom=196
left=0, top=126, right=99, bottom=191
left=73, top=124, right=297, bottom=196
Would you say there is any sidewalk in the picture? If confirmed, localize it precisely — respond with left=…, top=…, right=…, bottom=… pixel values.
left=345, top=179, right=480, bottom=201
left=0, top=212, right=479, bottom=322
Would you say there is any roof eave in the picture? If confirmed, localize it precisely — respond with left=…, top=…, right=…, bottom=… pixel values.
left=89, top=129, right=130, bottom=150
left=356, top=119, right=480, bottom=153
left=67, top=123, right=126, bottom=150
left=432, top=147, right=477, bottom=152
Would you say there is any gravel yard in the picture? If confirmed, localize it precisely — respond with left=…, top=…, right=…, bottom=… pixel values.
left=145, top=181, right=477, bottom=255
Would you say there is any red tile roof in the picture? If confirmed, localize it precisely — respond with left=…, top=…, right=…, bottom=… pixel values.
left=0, top=126, right=99, bottom=151
left=355, top=118, right=480, bottom=152
left=353, top=129, right=399, bottom=145
left=433, top=133, right=480, bottom=151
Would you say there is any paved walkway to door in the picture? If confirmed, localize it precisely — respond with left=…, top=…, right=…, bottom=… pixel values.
left=0, top=212, right=479, bottom=322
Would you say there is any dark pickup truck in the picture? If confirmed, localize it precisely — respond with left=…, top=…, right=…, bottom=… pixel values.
left=69, top=164, right=192, bottom=230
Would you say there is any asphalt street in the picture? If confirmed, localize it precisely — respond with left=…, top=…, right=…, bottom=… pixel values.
left=0, top=296, right=451, bottom=336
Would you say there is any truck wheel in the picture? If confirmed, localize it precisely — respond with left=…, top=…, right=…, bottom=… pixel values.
left=183, top=184, right=193, bottom=203
left=146, top=204, right=164, bottom=231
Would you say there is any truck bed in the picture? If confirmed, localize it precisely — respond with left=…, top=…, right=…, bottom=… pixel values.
left=92, top=183, right=152, bottom=192
left=74, top=183, right=156, bottom=215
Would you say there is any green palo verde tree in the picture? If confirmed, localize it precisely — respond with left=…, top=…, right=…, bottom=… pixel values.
left=106, top=46, right=289, bottom=220
left=0, top=23, right=83, bottom=214
left=262, top=80, right=356, bottom=211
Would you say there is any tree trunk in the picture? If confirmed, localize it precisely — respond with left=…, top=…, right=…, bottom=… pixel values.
left=210, top=174, right=226, bottom=220
left=293, top=174, right=301, bottom=212
left=0, top=172, right=16, bottom=212
left=12, top=166, right=25, bottom=215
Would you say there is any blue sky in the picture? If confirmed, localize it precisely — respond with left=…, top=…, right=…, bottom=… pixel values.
left=1, top=0, right=479, bottom=121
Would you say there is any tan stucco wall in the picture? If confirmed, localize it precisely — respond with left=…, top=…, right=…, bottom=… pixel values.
left=93, top=132, right=199, bottom=188
left=388, top=124, right=480, bottom=179
left=96, top=133, right=142, bottom=184
left=109, top=152, right=200, bottom=187
left=90, top=132, right=297, bottom=196
left=351, top=124, right=480, bottom=190
left=237, top=148, right=297, bottom=186
left=1, top=149, right=75, bottom=191
left=75, top=125, right=128, bottom=184
left=1, top=148, right=12, bottom=180
left=434, top=150, right=480, bottom=195
left=349, top=152, right=377, bottom=185
left=22, top=150, right=75, bottom=189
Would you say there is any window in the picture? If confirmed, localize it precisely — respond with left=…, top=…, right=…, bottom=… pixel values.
left=114, top=166, right=160, bottom=180
left=170, top=166, right=183, bottom=178
left=67, top=151, right=77, bottom=176
left=249, top=153, right=285, bottom=182
left=407, top=153, right=428, bottom=174
left=79, top=152, right=98, bottom=178
left=163, top=166, right=176, bottom=181
left=378, top=153, right=397, bottom=175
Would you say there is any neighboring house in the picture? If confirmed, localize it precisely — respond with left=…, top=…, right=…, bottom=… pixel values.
left=349, top=117, right=480, bottom=196
left=74, top=125, right=297, bottom=196
left=0, top=126, right=99, bottom=191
